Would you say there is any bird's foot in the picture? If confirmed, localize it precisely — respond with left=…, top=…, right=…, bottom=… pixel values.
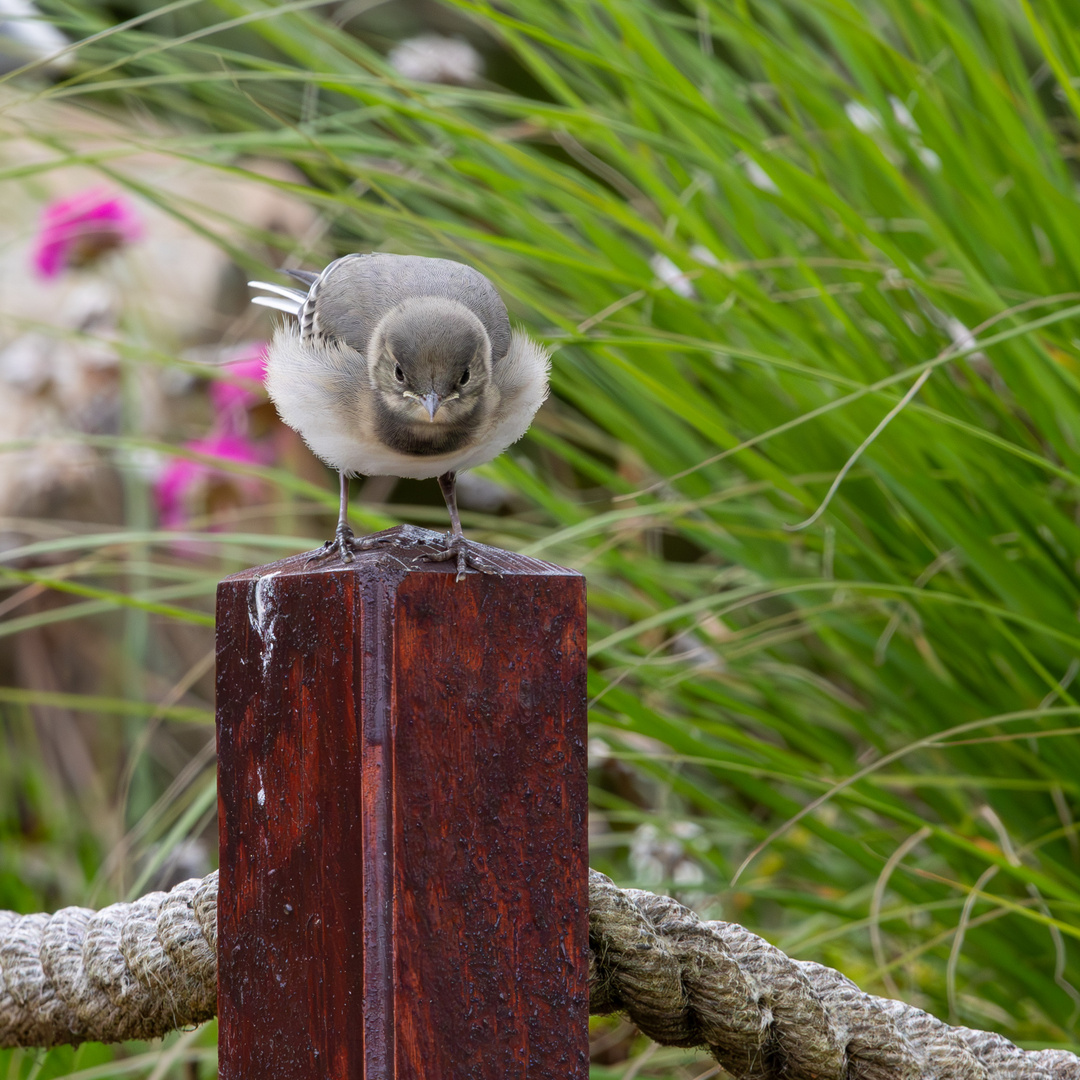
left=306, top=523, right=396, bottom=565
left=304, top=524, right=500, bottom=581
left=417, top=532, right=504, bottom=583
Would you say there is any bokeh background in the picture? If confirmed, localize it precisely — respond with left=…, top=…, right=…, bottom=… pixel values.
left=1, top=0, right=1079, bottom=1076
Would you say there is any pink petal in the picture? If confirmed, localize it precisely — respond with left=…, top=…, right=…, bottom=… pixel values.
left=210, top=343, right=269, bottom=422
left=32, top=188, right=143, bottom=279
left=155, top=433, right=269, bottom=530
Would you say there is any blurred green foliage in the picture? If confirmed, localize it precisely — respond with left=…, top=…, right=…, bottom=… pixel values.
left=2, top=0, right=1080, bottom=1075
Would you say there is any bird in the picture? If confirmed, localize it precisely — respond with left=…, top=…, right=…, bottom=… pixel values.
left=249, top=253, right=550, bottom=579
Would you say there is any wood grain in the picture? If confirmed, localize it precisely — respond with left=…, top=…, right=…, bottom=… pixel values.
left=216, top=528, right=589, bottom=1079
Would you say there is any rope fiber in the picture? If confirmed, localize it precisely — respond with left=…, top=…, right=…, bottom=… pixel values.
left=0, top=868, right=1076, bottom=1078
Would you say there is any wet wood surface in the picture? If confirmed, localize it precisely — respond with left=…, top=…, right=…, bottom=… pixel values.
left=216, top=528, right=589, bottom=1079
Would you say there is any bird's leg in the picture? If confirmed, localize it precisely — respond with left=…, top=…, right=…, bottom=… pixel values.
left=440, top=470, right=464, bottom=539
left=309, top=470, right=360, bottom=562
left=433, top=472, right=472, bottom=581
left=310, top=471, right=409, bottom=563
left=333, top=469, right=357, bottom=559
left=307, top=471, right=499, bottom=576
left=417, top=471, right=502, bottom=582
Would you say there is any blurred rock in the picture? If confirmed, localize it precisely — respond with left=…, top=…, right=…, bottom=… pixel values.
left=0, top=91, right=319, bottom=525
left=139, top=839, right=212, bottom=892
left=0, top=0, right=69, bottom=76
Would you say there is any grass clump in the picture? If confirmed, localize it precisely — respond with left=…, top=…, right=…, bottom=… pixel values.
left=0, top=0, right=1078, bottom=1074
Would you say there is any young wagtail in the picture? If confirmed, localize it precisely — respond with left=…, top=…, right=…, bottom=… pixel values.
left=250, top=253, right=550, bottom=579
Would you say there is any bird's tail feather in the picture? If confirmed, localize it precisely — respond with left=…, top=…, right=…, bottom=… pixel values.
left=248, top=280, right=307, bottom=316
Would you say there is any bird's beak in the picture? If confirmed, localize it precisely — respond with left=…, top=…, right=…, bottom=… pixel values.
left=421, top=391, right=441, bottom=421
left=403, top=389, right=443, bottom=420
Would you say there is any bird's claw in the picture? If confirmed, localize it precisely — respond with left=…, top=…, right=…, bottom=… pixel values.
left=306, top=524, right=391, bottom=565
left=417, top=533, right=503, bottom=582
left=304, top=524, right=500, bottom=581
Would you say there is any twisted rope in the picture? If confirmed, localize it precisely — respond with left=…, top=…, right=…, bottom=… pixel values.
left=0, top=876, right=217, bottom=1048
left=1, top=870, right=1076, bottom=1078
left=588, top=871, right=1079, bottom=1080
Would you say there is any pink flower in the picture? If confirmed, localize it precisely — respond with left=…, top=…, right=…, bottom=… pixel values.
left=155, top=433, right=268, bottom=530
left=210, top=343, right=268, bottom=431
left=33, top=188, right=143, bottom=279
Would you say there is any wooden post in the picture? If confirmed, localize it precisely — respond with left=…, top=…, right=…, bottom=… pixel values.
left=215, top=527, right=589, bottom=1080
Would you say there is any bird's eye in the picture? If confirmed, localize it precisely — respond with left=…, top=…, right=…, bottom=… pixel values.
left=394, top=365, right=405, bottom=383
left=459, top=368, right=470, bottom=386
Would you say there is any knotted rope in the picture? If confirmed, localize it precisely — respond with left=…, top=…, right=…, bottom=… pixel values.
left=1, top=869, right=1076, bottom=1078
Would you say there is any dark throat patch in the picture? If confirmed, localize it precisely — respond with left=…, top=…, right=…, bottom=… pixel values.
left=373, top=396, right=479, bottom=456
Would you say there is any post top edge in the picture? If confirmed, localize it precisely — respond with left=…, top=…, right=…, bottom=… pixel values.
left=218, top=525, right=582, bottom=584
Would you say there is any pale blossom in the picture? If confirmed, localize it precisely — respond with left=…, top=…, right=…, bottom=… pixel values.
left=888, top=95, right=920, bottom=133
left=629, top=822, right=705, bottom=887
left=387, top=34, right=483, bottom=85
left=845, top=100, right=883, bottom=133
left=945, top=317, right=977, bottom=354
left=649, top=253, right=698, bottom=299
left=737, top=153, right=780, bottom=193
left=690, top=244, right=722, bottom=268
left=847, top=98, right=941, bottom=172
left=913, top=143, right=942, bottom=171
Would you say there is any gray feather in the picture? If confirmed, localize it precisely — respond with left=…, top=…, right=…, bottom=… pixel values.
left=306, top=254, right=513, bottom=363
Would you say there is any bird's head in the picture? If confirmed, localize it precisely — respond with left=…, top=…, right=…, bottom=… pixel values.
left=371, top=298, right=492, bottom=429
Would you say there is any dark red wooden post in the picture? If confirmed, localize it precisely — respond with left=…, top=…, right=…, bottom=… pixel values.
left=215, top=527, right=589, bottom=1080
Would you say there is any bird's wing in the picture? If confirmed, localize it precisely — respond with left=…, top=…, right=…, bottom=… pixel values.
left=248, top=257, right=364, bottom=342
left=283, top=268, right=319, bottom=286
left=251, top=253, right=514, bottom=362
left=309, top=254, right=513, bottom=362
